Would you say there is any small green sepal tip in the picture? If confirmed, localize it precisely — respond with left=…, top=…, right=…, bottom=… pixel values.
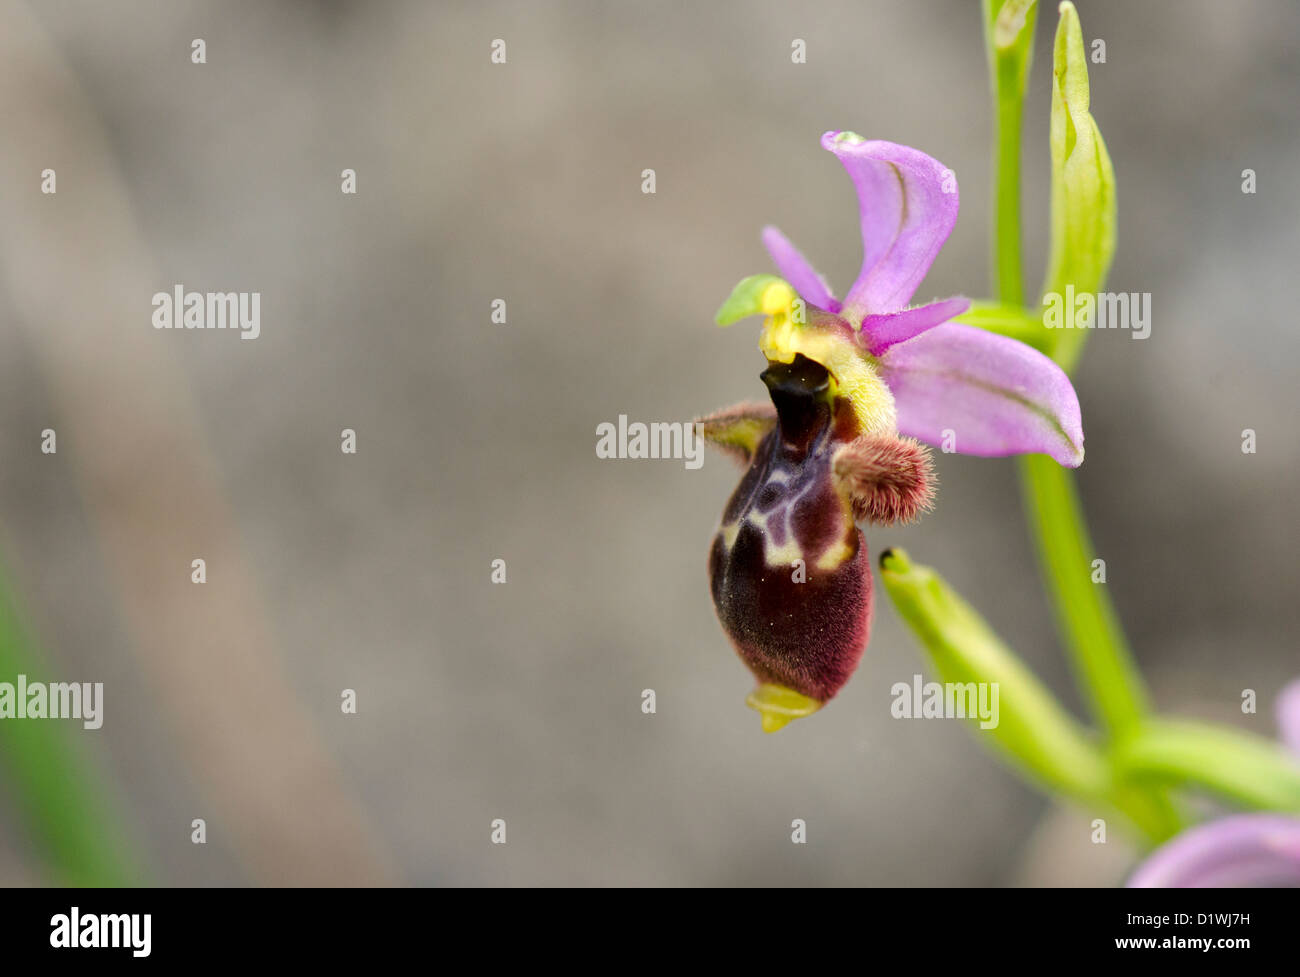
left=714, top=274, right=790, bottom=326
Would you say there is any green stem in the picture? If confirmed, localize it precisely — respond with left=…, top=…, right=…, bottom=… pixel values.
left=992, top=87, right=1026, bottom=304
left=1018, top=455, right=1150, bottom=739
left=955, top=0, right=1299, bottom=840
left=982, top=0, right=1185, bottom=834
left=984, top=0, right=1037, bottom=305
left=0, top=552, right=141, bottom=885
left=1114, top=720, right=1300, bottom=813
left=985, top=0, right=1150, bottom=744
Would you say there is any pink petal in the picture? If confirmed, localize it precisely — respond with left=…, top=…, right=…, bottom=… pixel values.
left=878, top=323, right=1084, bottom=467
left=861, top=296, right=970, bottom=355
left=760, top=226, right=839, bottom=312
left=1127, top=814, right=1300, bottom=888
left=1278, top=679, right=1300, bottom=757
left=821, top=132, right=959, bottom=316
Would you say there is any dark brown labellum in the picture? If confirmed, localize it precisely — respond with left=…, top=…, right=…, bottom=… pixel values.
left=708, top=355, right=873, bottom=706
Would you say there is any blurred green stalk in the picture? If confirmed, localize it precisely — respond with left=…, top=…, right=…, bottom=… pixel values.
left=1018, top=455, right=1150, bottom=739
left=970, top=0, right=1300, bottom=835
left=0, top=553, right=140, bottom=886
left=978, top=0, right=1186, bottom=839
left=985, top=0, right=1150, bottom=742
left=1116, top=721, right=1300, bottom=814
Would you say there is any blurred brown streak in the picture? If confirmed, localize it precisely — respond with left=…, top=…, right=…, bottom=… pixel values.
left=0, top=0, right=394, bottom=885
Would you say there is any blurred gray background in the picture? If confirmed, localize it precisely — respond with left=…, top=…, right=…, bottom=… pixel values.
left=0, top=0, right=1296, bottom=886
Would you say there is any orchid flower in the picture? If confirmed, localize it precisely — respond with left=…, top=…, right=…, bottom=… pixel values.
left=1127, top=680, right=1300, bottom=887
left=698, top=131, right=1085, bottom=731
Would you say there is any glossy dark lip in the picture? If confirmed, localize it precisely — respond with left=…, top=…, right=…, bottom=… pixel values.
left=759, top=354, right=837, bottom=456
left=759, top=353, right=831, bottom=398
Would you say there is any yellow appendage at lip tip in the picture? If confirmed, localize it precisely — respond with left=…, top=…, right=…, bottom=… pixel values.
left=746, top=683, right=822, bottom=733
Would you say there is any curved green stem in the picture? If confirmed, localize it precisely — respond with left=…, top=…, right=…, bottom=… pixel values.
left=985, top=0, right=1150, bottom=744
left=887, top=0, right=1300, bottom=848
left=1115, top=720, right=1300, bottom=813
left=1018, top=455, right=1150, bottom=739
left=981, top=0, right=1187, bottom=834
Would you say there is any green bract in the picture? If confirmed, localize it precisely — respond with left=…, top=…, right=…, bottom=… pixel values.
left=1042, top=0, right=1117, bottom=370
left=879, top=549, right=1182, bottom=842
left=880, top=547, right=1107, bottom=800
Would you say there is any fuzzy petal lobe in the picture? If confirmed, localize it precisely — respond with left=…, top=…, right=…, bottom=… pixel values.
left=695, top=401, right=778, bottom=466
left=761, top=226, right=839, bottom=312
left=1126, top=814, right=1300, bottom=888
left=878, top=323, right=1085, bottom=467
left=832, top=434, right=936, bottom=525
left=861, top=296, right=971, bottom=355
left=822, top=132, right=959, bottom=316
